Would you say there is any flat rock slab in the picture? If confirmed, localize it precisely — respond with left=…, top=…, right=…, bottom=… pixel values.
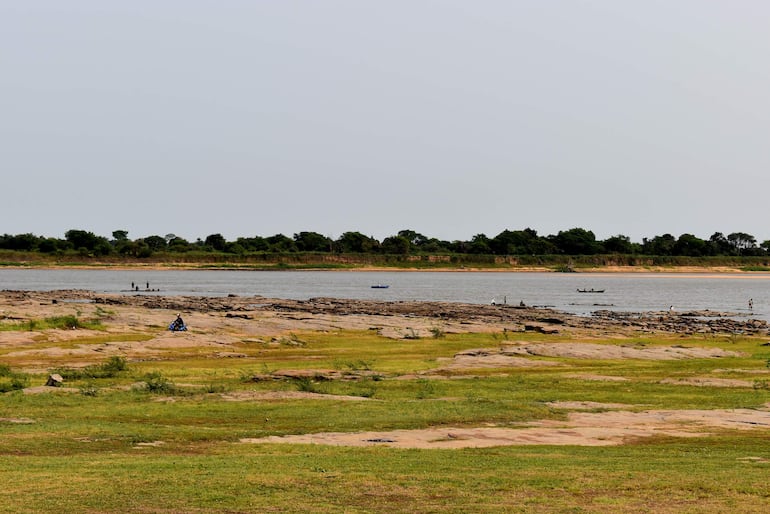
left=242, top=408, right=770, bottom=448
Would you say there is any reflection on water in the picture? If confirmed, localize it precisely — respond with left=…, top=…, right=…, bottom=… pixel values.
left=1, top=269, right=769, bottom=321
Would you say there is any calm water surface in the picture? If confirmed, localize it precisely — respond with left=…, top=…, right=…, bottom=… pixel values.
left=2, top=269, right=769, bottom=320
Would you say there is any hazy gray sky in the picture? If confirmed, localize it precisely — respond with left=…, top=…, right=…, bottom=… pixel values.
left=3, top=1, right=769, bottom=244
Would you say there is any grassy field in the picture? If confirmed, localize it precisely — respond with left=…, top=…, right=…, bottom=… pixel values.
left=1, top=325, right=770, bottom=512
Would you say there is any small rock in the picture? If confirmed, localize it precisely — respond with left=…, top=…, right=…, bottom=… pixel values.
left=45, top=374, right=64, bottom=387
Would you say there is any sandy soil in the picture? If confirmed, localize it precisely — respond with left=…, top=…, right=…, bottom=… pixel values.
left=241, top=405, right=770, bottom=448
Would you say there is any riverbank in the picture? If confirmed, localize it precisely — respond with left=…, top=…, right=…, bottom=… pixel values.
left=2, top=290, right=767, bottom=353
left=0, top=261, right=762, bottom=273
left=2, top=249, right=769, bottom=273
left=3, top=290, right=770, bottom=512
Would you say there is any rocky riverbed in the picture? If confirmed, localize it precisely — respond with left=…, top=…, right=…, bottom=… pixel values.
left=2, top=290, right=764, bottom=337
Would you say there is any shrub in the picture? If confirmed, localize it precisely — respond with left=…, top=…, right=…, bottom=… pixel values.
left=0, top=374, right=29, bottom=393
left=144, top=372, right=175, bottom=394
left=47, top=315, right=83, bottom=329
left=0, top=365, right=30, bottom=392
left=51, top=356, right=129, bottom=380
left=404, top=328, right=420, bottom=339
left=204, top=383, right=228, bottom=394
left=79, top=383, right=99, bottom=396
left=415, top=378, right=436, bottom=399
left=430, top=327, right=445, bottom=339
left=294, top=377, right=322, bottom=393
left=102, top=356, right=128, bottom=373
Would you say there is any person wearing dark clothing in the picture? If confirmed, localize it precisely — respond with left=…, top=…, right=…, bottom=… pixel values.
left=172, top=313, right=185, bottom=331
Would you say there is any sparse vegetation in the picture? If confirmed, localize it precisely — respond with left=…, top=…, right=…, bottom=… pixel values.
left=0, top=314, right=103, bottom=331
left=0, top=365, right=29, bottom=392
left=2, top=300, right=770, bottom=512
left=294, top=376, right=324, bottom=394
left=403, top=327, right=420, bottom=339
left=51, top=356, right=128, bottom=380
left=143, top=371, right=176, bottom=394
left=429, top=326, right=445, bottom=339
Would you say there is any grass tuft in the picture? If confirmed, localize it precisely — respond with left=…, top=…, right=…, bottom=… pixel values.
left=143, top=371, right=176, bottom=394
left=50, top=356, right=129, bottom=380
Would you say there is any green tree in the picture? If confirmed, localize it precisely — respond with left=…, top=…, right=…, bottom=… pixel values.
left=112, top=230, right=129, bottom=242
left=673, top=234, right=707, bottom=256
left=468, top=234, right=491, bottom=254
left=0, top=233, right=41, bottom=251
left=708, top=232, right=733, bottom=255
left=602, top=234, right=633, bottom=254
left=727, top=232, right=758, bottom=255
left=38, top=237, right=67, bottom=253
left=397, top=229, right=428, bottom=250
left=142, top=235, right=167, bottom=252
left=65, top=229, right=112, bottom=255
left=293, top=232, right=332, bottom=252
left=266, top=234, right=297, bottom=252
left=235, top=236, right=269, bottom=252
left=489, top=228, right=549, bottom=255
left=643, top=234, right=676, bottom=255
left=167, top=237, right=192, bottom=252
left=204, top=233, right=227, bottom=252
left=419, top=238, right=452, bottom=253
left=335, top=232, right=379, bottom=253
left=225, top=242, right=246, bottom=254
left=380, top=235, right=411, bottom=255
left=550, top=228, right=600, bottom=255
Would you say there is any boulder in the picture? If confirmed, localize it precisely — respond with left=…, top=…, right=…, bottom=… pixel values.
left=45, top=374, right=64, bottom=387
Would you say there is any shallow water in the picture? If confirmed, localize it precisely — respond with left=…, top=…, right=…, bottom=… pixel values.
left=1, top=269, right=769, bottom=320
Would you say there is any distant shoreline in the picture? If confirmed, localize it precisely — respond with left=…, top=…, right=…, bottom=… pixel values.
left=0, top=263, right=763, bottom=274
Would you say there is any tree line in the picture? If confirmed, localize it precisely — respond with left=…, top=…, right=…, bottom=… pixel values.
left=0, top=228, right=768, bottom=258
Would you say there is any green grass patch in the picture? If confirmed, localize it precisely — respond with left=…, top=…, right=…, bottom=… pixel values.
left=2, top=329, right=770, bottom=512
left=0, top=364, right=30, bottom=392
left=50, top=356, right=129, bottom=380
left=0, top=314, right=104, bottom=332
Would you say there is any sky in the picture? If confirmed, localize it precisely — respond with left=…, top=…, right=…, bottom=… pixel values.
left=2, top=1, right=770, bottom=245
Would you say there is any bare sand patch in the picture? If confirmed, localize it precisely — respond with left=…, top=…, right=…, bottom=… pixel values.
left=242, top=407, right=770, bottom=448
left=0, top=417, right=35, bottom=424
left=502, top=342, right=742, bottom=360
left=546, top=401, right=631, bottom=410
left=133, top=441, right=165, bottom=449
left=712, top=368, right=770, bottom=375
left=563, top=373, right=629, bottom=382
left=22, top=385, right=80, bottom=395
left=737, top=456, right=769, bottom=463
left=660, top=377, right=756, bottom=388
left=427, top=341, right=741, bottom=374
left=436, top=349, right=563, bottom=371
left=221, top=391, right=371, bottom=402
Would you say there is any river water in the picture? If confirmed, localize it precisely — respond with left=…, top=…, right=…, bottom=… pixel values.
left=1, top=269, right=769, bottom=320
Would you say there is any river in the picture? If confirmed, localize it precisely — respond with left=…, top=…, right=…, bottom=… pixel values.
left=1, top=269, right=768, bottom=320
